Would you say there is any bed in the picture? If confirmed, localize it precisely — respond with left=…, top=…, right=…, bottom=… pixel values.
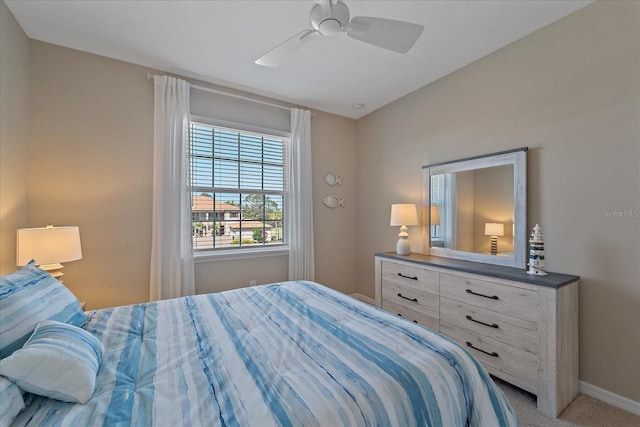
left=1, top=264, right=518, bottom=426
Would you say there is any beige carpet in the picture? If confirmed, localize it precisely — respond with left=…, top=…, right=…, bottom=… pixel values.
left=495, top=377, right=640, bottom=427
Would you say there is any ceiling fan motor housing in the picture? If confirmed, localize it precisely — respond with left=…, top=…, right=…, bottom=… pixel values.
left=310, top=1, right=350, bottom=36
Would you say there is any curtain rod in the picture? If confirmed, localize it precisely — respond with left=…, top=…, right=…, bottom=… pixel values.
left=147, top=73, right=292, bottom=112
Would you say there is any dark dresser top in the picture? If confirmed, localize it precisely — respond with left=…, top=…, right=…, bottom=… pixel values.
left=375, top=252, right=579, bottom=289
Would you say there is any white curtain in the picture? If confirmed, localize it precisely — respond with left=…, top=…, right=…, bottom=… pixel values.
left=150, top=75, right=195, bottom=301
left=287, top=108, right=315, bottom=281
left=445, top=173, right=456, bottom=250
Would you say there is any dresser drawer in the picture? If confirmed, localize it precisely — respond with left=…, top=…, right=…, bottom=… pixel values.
left=440, top=322, right=538, bottom=394
left=381, top=260, right=439, bottom=294
left=382, top=299, right=439, bottom=330
left=440, top=297, right=537, bottom=354
left=375, top=253, right=580, bottom=418
left=440, top=273, right=537, bottom=322
left=382, top=281, right=439, bottom=317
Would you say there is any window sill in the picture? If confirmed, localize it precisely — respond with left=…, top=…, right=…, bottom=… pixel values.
left=194, top=246, right=289, bottom=263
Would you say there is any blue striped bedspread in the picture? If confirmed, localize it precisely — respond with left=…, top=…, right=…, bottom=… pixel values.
left=13, top=281, right=518, bottom=426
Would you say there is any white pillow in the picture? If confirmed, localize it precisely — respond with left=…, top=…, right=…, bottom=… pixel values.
left=0, top=320, right=103, bottom=404
left=0, top=376, right=25, bottom=427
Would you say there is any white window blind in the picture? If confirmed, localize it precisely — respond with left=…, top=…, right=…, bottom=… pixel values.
left=190, top=122, right=286, bottom=250
left=430, top=173, right=445, bottom=240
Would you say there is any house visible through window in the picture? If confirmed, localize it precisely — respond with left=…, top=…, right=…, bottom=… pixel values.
left=190, top=122, right=286, bottom=251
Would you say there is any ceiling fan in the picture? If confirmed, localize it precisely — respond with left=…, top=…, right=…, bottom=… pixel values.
left=255, top=0, right=425, bottom=67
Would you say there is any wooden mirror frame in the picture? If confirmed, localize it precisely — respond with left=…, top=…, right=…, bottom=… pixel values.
left=422, top=148, right=528, bottom=269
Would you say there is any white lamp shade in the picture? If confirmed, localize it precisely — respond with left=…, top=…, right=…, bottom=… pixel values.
left=484, top=222, right=505, bottom=237
left=390, top=204, right=418, bottom=226
left=17, top=226, right=82, bottom=266
left=430, top=204, right=440, bottom=226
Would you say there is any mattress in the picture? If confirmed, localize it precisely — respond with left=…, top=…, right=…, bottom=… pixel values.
left=13, top=280, right=518, bottom=426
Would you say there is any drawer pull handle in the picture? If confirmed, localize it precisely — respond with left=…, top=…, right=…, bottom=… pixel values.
left=398, top=273, right=418, bottom=280
left=466, top=341, right=499, bottom=358
left=397, top=293, right=418, bottom=303
left=465, top=289, right=499, bottom=300
left=466, top=315, right=499, bottom=329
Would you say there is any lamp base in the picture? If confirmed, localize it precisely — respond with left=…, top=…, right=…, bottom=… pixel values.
left=489, top=236, right=498, bottom=256
left=396, top=236, right=410, bottom=256
left=39, top=263, right=64, bottom=281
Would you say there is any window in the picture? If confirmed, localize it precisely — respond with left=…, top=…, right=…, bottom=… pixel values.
left=190, top=122, right=287, bottom=251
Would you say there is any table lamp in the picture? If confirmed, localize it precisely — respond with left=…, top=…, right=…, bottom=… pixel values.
left=390, top=204, right=418, bottom=255
left=17, top=225, right=82, bottom=281
left=484, top=222, right=504, bottom=255
left=430, top=204, right=440, bottom=226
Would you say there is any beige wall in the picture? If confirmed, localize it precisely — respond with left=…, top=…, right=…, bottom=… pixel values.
left=195, top=255, right=289, bottom=294
left=356, top=0, right=639, bottom=402
left=24, top=41, right=358, bottom=307
left=1, top=18, right=159, bottom=307
left=454, top=170, right=475, bottom=252
left=472, top=165, right=514, bottom=254
left=310, top=111, right=358, bottom=293
left=27, top=41, right=155, bottom=308
left=0, top=1, right=29, bottom=274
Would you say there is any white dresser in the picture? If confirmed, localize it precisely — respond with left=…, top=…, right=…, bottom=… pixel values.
left=374, top=252, right=579, bottom=418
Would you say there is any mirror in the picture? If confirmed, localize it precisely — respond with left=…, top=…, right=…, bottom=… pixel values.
left=422, top=148, right=527, bottom=268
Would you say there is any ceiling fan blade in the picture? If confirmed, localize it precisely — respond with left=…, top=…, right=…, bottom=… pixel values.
left=346, top=16, right=424, bottom=54
left=255, top=30, right=321, bottom=67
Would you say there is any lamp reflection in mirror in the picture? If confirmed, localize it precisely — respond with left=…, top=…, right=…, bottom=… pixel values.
left=17, top=225, right=82, bottom=281
left=484, top=222, right=504, bottom=256
left=430, top=204, right=440, bottom=237
left=390, top=204, right=418, bottom=255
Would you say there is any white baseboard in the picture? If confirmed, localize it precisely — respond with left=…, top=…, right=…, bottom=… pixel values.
left=580, top=381, right=640, bottom=416
left=350, top=293, right=376, bottom=306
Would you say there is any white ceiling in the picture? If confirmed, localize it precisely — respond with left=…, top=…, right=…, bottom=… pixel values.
left=5, top=0, right=592, bottom=119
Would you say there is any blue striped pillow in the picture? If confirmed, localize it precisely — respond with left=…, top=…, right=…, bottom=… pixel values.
left=0, top=261, right=87, bottom=359
left=0, top=320, right=104, bottom=403
left=0, top=376, right=25, bottom=426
